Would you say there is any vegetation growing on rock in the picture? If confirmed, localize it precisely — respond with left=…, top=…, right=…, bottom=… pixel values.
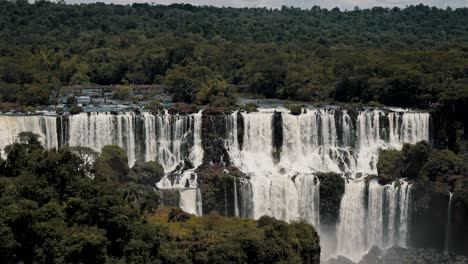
left=377, top=149, right=404, bottom=183
left=196, top=164, right=248, bottom=217
left=316, top=173, right=345, bottom=226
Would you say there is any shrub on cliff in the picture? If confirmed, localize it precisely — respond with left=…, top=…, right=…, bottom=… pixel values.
left=286, top=104, right=302, bottom=115
left=196, top=165, right=246, bottom=216
left=69, top=105, right=83, bottom=115
left=316, top=172, right=345, bottom=225
left=377, top=149, right=404, bottom=182
left=401, top=141, right=432, bottom=180
left=242, top=102, right=258, bottom=112
left=420, top=149, right=468, bottom=181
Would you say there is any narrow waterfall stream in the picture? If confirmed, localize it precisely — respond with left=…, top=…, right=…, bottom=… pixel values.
left=445, top=192, right=453, bottom=255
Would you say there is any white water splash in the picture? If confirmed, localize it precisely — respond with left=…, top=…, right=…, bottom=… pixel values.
left=0, top=115, right=58, bottom=154
left=224, top=108, right=429, bottom=261
left=335, top=180, right=412, bottom=262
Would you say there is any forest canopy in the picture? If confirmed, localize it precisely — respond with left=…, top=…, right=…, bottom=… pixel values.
left=0, top=0, right=467, bottom=107
left=0, top=132, right=320, bottom=263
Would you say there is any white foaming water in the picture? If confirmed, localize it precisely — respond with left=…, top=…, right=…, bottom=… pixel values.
left=0, top=109, right=430, bottom=257
left=335, top=180, right=412, bottom=262
left=226, top=109, right=320, bottom=225
left=224, top=108, right=429, bottom=261
left=68, top=112, right=204, bottom=170
left=68, top=111, right=204, bottom=215
left=150, top=111, right=204, bottom=216
left=0, top=115, right=58, bottom=154
left=68, top=112, right=137, bottom=165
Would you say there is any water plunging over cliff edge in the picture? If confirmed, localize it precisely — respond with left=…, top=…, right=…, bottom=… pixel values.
left=0, top=112, right=205, bottom=216
left=223, top=108, right=429, bottom=261
left=0, top=108, right=430, bottom=260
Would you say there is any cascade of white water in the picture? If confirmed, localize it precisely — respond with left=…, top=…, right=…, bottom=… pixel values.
left=0, top=115, right=58, bottom=154
left=224, top=108, right=429, bottom=261
left=153, top=111, right=204, bottom=216
left=226, top=109, right=320, bottom=225
left=68, top=112, right=137, bottom=165
left=68, top=112, right=204, bottom=170
left=239, top=177, right=253, bottom=218
left=398, top=183, right=411, bottom=246
left=233, top=178, right=239, bottom=217
left=188, top=111, right=204, bottom=168
left=335, top=180, right=412, bottom=262
left=336, top=180, right=367, bottom=261
left=142, top=112, right=193, bottom=172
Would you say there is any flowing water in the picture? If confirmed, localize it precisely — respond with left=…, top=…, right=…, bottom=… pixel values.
left=445, top=192, right=453, bottom=255
left=224, top=108, right=429, bottom=261
left=0, top=108, right=430, bottom=260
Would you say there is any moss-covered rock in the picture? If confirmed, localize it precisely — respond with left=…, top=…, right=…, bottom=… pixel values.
left=377, top=149, right=404, bottom=183
left=201, top=112, right=231, bottom=164
left=196, top=164, right=248, bottom=217
left=272, top=111, right=283, bottom=162
left=420, top=149, right=467, bottom=182
left=316, top=172, right=345, bottom=226
left=286, top=104, right=302, bottom=115
left=409, top=180, right=450, bottom=250
left=401, top=142, right=431, bottom=180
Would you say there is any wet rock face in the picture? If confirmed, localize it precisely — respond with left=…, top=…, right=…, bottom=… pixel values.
left=159, top=190, right=180, bottom=207
left=272, top=111, right=283, bottom=163
left=201, top=113, right=230, bottom=164
left=325, top=255, right=355, bottom=264
left=317, top=172, right=345, bottom=226
left=409, top=181, right=450, bottom=250
left=451, top=178, right=468, bottom=256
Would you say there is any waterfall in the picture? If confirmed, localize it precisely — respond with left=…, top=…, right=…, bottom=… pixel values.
left=445, top=192, right=453, bottom=255
left=335, top=180, right=412, bottom=262
left=223, top=108, right=429, bottom=261
left=67, top=111, right=203, bottom=170
left=141, top=111, right=200, bottom=171
left=226, top=109, right=321, bottom=225
left=153, top=111, right=204, bottom=216
left=233, top=178, right=239, bottom=217
left=0, top=108, right=430, bottom=256
left=0, top=115, right=58, bottom=155
left=68, top=112, right=137, bottom=166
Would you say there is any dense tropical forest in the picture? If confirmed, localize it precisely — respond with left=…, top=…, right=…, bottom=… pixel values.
left=0, top=0, right=467, bottom=107
left=0, top=132, right=320, bottom=263
left=1, top=2, right=468, bottom=263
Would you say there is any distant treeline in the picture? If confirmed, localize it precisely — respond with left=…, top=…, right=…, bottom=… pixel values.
left=0, top=0, right=467, bottom=107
